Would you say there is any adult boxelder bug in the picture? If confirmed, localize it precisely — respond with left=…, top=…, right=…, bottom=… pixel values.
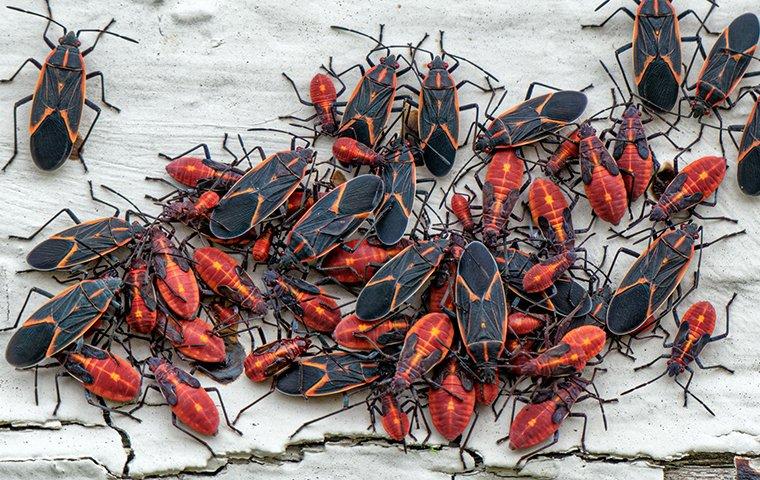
left=278, top=174, right=385, bottom=269
left=390, top=312, right=455, bottom=393
left=355, top=236, right=462, bottom=321
left=621, top=294, right=735, bottom=415
left=374, top=138, right=418, bottom=245
left=473, top=90, right=588, bottom=154
left=318, top=237, right=411, bottom=287
left=582, top=0, right=713, bottom=111
left=578, top=122, right=628, bottom=225
left=124, top=257, right=158, bottom=334
left=137, top=357, right=240, bottom=454
left=649, top=155, right=727, bottom=222
left=481, top=148, right=525, bottom=247
left=331, top=25, right=411, bottom=147
left=192, top=247, right=267, bottom=316
left=733, top=92, right=760, bottom=195
left=333, top=314, right=411, bottom=351
left=2, top=3, right=137, bottom=172
left=275, top=351, right=383, bottom=397
left=428, top=355, right=476, bottom=441
left=455, top=241, right=508, bottom=382
left=262, top=270, right=342, bottom=334
left=149, top=227, right=199, bottom=320
left=4, top=277, right=121, bottom=368
left=209, top=138, right=315, bottom=240
left=54, top=343, right=142, bottom=415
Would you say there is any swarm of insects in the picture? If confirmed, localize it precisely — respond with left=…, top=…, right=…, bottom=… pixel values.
left=3, top=0, right=758, bottom=469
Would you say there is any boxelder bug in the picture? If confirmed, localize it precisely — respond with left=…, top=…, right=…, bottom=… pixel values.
left=279, top=174, right=386, bottom=270
left=262, top=270, right=342, bottom=334
left=428, top=355, right=476, bottom=441
left=473, top=90, right=588, bottom=154
left=318, top=237, right=411, bottom=287
left=192, top=247, right=267, bottom=316
left=243, top=337, right=311, bottom=383
left=528, top=178, right=575, bottom=251
left=275, top=351, right=383, bottom=397
left=610, top=104, right=659, bottom=202
left=455, top=241, right=508, bottom=383
left=209, top=133, right=315, bottom=240
left=159, top=136, right=246, bottom=190
left=355, top=235, right=462, bottom=321
left=582, top=0, right=715, bottom=112
left=4, top=277, right=122, bottom=368
left=514, top=325, right=607, bottom=377
left=649, top=155, right=727, bottom=222
left=280, top=71, right=345, bottom=138
left=374, top=138, right=419, bottom=245
left=124, top=257, right=158, bottom=334
left=621, top=294, right=736, bottom=415
left=545, top=128, right=582, bottom=178
left=731, top=92, right=760, bottom=195
left=578, top=122, right=628, bottom=225
left=149, top=227, right=199, bottom=320
left=156, top=313, right=226, bottom=364
left=481, top=149, right=526, bottom=247
left=2, top=3, right=137, bottom=172
left=377, top=391, right=411, bottom=442
left=332, top=313, right=411, bottom=351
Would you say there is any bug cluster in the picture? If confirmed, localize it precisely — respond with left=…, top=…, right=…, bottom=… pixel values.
left=2, top=0, right=759, bottom=468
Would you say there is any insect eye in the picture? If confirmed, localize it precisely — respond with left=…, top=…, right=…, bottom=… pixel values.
left=380, top=56, right=386, bottom=63
left=443, top=62, right=448, bottom=68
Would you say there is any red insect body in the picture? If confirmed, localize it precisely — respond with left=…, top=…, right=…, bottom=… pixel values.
left=428, top=357, right=476, bottom=440
left=508, top=312, right=547, bottom=336
left=165, top=157, right=242, bottom=189
left=522, top=250, right=577, bottom=293
left=148, top=358, right=219, bottom=436
left=332, top=137, right=382, bottom=167
left=482, top=149, right=524, bottom=246
left=332, top=314, right=411, bottom=351
left=157, top=314, right=226, bottom=363
left=528, top=178, right=573, bottom=248
left=60, top=346, right=141, bottom=403
left=244, top=337, right=311, bottom=382
left=450, top=193, right=475, bottom=232
left=668, top=301, right=717, bottom=375
left=125, top=259, right=158, bottom=334
left=391, top=313, right=455, bottom=392
left=475, top=373, right=501, bottom=405
left=613, top=105, right=654, bottom=202
left=545, top=128, right=581, bottom=176
left=579, top=123, right=627, bottom=225
left=650, top=156, right=727, bottom=221
left=424, top=263, right=456, bottom=314
left=151, top=229, right=200, bottom=320
left=309, top=73, right=339, bottom=134
left=517, top=326, right=606, bottom=377
left=285, top=189, right=318, bottom=220
left=509, top=380, right=585, bottom=450
left=379, top=392, right=410, bottom=441
left=251, top=226, right=274, bottom=263
left=264, top=271, right=341, bottom=333
left=192, top=247, right=267, bottom=315
left=319, top=238, right=411, bottom=286
left=162, top=191, right=220, bottom=226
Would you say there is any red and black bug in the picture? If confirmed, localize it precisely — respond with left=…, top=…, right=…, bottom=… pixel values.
left=262, top=270, right=342, bottom=334
left=276, top=351, right=383, bottom=397
left=376, top=391, right=411, bottom=442
left=734, top=93, right=760, bottom=195
left=515, top=325, right=606, bottom=378
left=318, top=237, right=411, bottom=287
left=333, top=314, right=411, bottom=351
left=455, top=241, right=508, bottom=382
left=649, top=155, right=727, bottom=222
left=481, top=148, right=525, bottom=247
left=390, top=312, right=455, bottom=393
left=508, top=312, right=547, bottom=336
left=578, top=122, right=628, bottom=225
left=192, top=304, right=247, bottom=384
left=449, top=192, right=476, bottom=233
left=355, top=235, right=463, bottom=321
left=192, top=247, right=267, bottom=316
left=611, top=104, right=659, bottom=202
left=124, top=257, right=158, bottom=334
left=280, top=71, right=345, bottom=136
left=149, top=227, right=199, bottom=320
left=4, top=277, right=122, bottom=368
left=55, top=343, right=141, bottom=412
left=506, top=373, right=612, bottom=467
left=621, top=295, right=735, bottom=415
left=428, top=355, right=476, bottom=441
left=159, top=139, right=245, bottom=191
left=374, top=138, right=419, bottom=245
left=331, top=25, right=411, bottom=147
left=279, top=174, right=386, bottom=270
left=528, top=178, right=575, bottom=251
left=158, top=190, right=220, bottom=228
left=251, top=226, right=275, bottom=263
left=209, top=139, right=315, bottom=240
left=423, top=262, right=456, bottom=314
left=473, top=90, right=588, bottom=154
left=243, top=337, right=311, bottom=383
left=582, top=0, right=710, bottom=112
left=139, top=357, right=240, bottom=454
left=2, top=3, right=137, bottom=172
left=522, top=250, right=578, bottom=294
left=156, top=313, right=226, bottom=364
left=545, top=128, right=581, bottom=177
